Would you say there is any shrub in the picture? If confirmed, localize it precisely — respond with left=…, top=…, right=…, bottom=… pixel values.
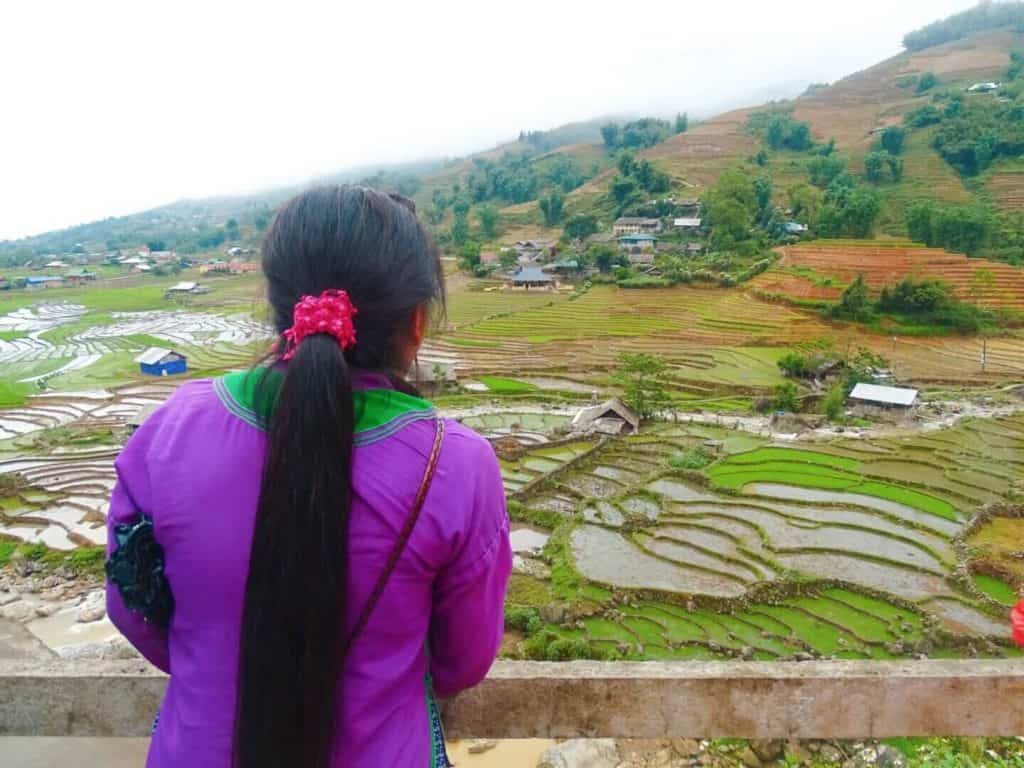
left=916, top=72, right=938, bottom=93
left=504, top=605, right=541, bottom=633
left=777, top=352, right=812, bottom=379
left=822, top=383, right=846, bottom=421
left=669, top=447, right=712, bottom=470
left=773, top=382, right=800, bottom=412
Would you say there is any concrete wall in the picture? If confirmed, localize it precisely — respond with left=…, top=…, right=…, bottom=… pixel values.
left=2, top=659, right=1023, bottom=739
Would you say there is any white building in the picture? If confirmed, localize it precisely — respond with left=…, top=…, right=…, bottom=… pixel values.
left=673, top=217, right=702, bottom=230
left=848, top=383, right=919, bottom=408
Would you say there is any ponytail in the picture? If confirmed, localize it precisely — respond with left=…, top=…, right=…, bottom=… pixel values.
left=234, top=334, right=354, bottom=768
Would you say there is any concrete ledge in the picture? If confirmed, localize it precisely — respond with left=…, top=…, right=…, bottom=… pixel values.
left=2, top=659, right=1023, bottom=738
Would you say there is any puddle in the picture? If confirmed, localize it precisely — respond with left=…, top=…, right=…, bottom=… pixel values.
left=646, top=479, right=714, bottom=502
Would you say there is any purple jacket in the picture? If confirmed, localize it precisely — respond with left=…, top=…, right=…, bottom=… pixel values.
left=106, top=371, right=511, bottom=767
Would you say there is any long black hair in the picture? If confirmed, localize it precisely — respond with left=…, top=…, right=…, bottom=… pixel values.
left=233, top=186, right=444, bottom=768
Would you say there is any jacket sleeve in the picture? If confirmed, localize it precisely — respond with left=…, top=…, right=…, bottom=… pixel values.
left=428, top=438, right=511, bottom=698
left=105, top=430, right=171, bottom=674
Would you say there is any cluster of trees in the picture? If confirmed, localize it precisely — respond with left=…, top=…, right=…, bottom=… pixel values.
left=746, top=109, right=813, bottom=151
left=932, top=98, right=1024, bottom=175
left=355, top=170, right=421, bottom=198
left=831, top=273, right=994, bottom=331
left=702, top=169, right=773, bottom=249
left=609, top=153, right=672, bottom=211
left=773, top=346, right=890, bottom=420
left=538, top=192, right=565, bottom=226
left=814, top=172, right=881, bottom=238
left=600, top=117, right=675, bottom=150
left=864, top=127, right=906, bottom=183
left=903, top=2, right=1024, bottom=51
left=907, top=200, right=991, bottom=255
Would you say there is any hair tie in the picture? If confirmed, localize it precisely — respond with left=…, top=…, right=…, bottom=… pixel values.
left=281, top=289, right=358, bottom=361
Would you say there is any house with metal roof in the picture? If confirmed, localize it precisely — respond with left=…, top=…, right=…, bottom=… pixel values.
left=510, top=267, right=555, bottom=289
left=135, top=348, right=188, bottom=377
left=613, top=217, right=662, bottom=235
left=618, top=233, right=658, bottom=255
left=673, top=217, right=703, bottom=229
left=848, top=383, right=918, bottom=408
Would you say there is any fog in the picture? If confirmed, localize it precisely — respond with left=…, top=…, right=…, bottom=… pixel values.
left=1, top=0, right=975, bottom=240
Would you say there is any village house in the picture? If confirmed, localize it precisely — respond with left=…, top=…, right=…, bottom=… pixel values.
left=673, top=217, right=703, bottom=231
left=119, top=256, right=147, bottom=267
left=149, top=250, right=178, bottom=264
left=784, top=222, right=808, bottom=235
left=510, top=240, right=554, bottom=264
left=571, top=398, right=640, bottom=436
left=133, top=263, right=152, bottom=273
left=226, top=246, right=255, bottom=257
left=613, top=217, right=662, bottom=235
left=542, top=258, right=579, bottom=277
left=135, top=348, right=188, bottom=377
left=200, top=260, right=231, bottom=274
left=618, top=233, right=658, bottom=255
left=967, top=82, right=1000, bottom=93
left=848, top=383, right=919, bottom=421
left=165, top=281, right=201, bottom=297
left=229, top=259, right=259, bottom=274
left=509, top=267, right=556, bottom=290
left=25, top=276, right=64, bottom=290
left=0, top=277, right=10, bottom=291
left=64, top=268, right=97, bottom=285
left=627, top=251, right=656, bottom=266
left=480, top=252, right=500, bottom=268
left=685, top=242, right=705, bottom=256
left=43, top=260, right=69, bottom=269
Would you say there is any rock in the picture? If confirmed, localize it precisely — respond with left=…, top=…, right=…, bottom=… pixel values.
left=20, top=577, right=40, bottom=594
left=34, top=603, right=60, bottom=617
left=14, top=560, right=40, bottom=577
left=537, top=739, right=619, bottom=768
left=843, top=744, right=907, bottom=768
left=54, top=565, right=76, bottom=581
left=2, top=602, right=33, bottom=622
left=820, top=744, right=843, bottom=763
left=785, top=741, right=814, bottom=764
left=671, top=739, right=702, bottom=758
left=467, top=739, right=497, bottom=755
left=515, top=557, right=552, bottom=580
left=751, top=740, right=784, bottom=762
left=737, top=746, right=763, bottom=768
left=41, top=575, right=61, bottom=589
left=76, top=590, right=106, bottom=623
left=792, top=652, right=815, bottom=662
left=41, top=587, right=66, bottom=602
left=539, top=603, right=567, bottom=624
left=57, top=637, right=139, bottom=661
left=739, top=645, right=755, bottom=661
left=0, top=592, right=19, bottom=607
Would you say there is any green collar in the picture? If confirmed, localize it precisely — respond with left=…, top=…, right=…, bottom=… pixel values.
left=214, top=368, right=435, bottom=446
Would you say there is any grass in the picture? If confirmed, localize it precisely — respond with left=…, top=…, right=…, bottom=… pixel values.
left=478, top=376, right=538, bottom=394
left=0, top=330, right=26, bottom=341
left=0, top=379, right=31, bottom=408
left=972, top=573, right=1018, bottom=606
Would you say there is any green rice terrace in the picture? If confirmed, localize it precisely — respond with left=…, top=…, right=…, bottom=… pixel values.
left=503, top=415, right=1024, bottom=662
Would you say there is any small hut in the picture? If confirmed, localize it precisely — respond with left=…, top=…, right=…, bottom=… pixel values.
left=135, top=347, right=188, bottom=377
left=510, top=267, right=555, bottom=289
left=571, top=398, right=640, bottom=436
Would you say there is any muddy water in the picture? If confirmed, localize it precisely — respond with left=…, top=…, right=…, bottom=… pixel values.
left=777, top=551, right=952, bottom=600
left=924, top=597, right=1011, bottom=637
left=746, top=483, right=963, bottom=537
left=571, top=524, right=746, bottom=597
left=646, top=479, right=714, bottom=502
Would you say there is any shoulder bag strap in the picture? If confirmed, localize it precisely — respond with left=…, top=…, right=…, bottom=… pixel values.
left=341, top=417, right=445, bottom=659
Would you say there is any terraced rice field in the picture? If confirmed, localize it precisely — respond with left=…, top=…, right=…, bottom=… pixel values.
left=751, top=243, right=1024, bottom=311
left=509, top=416, right=1024, bottom=659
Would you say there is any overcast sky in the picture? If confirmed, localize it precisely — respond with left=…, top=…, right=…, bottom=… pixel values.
left=1, top=0, right=976, bottom=241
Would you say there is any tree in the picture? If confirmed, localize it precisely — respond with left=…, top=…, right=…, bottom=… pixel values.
left=772, top=382, right=799, bottom=413
left=564, top=214, right=598, bottom=241
left=881, top=126, right=906, bottom=155
left=703, top=169, right=756, bottom=248
left=842, top=187, right=881, bottom=237
left=451, top=213, right=469, bottom=246
left=538, top=191, right=565, bottom=226
left=969, top=267, right=995, bottom=306
left=147, top=240, right=167, bottom=252
left=836, top=274, right=871, bottom=320
left=788, top=183, right=822, bottom=224
left=499, top=250, right=519, bottom=270
left=611, top=176, right=637, bottom=206
left=864, top=152, right=886, bottom=183
left=617, top=152, right=636, bottom=176
left=915, top=72, right=938, bottom=93
left=457, top=241, right=481, bottom=271
left=477, top=205, right=499, bottom=239
left=612, top=353, right=670, bottom=420
left=675, top=112, right=689, bottom=134
left=777, top=352, right=812, bottom=379
left=886, top=155, right=904, bottom=182
left=601, top=122, right=620, bottom=148
left=822, top=382, right=845, bottom=421
left=589, top=244, right=619, bottom=273
left=808, top=155, right=846, bottom=188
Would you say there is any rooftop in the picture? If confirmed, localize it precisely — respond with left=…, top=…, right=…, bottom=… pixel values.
left=849, top=382, right=919, bottom=406
left=618, top=233, right=657, bottom=241
left=511, top=267, right=553, bottom=283
left=134, top=347, right=177, bottom=366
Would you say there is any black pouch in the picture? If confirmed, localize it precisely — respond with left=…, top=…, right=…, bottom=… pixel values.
left=105, top=516, right=174, bottom=626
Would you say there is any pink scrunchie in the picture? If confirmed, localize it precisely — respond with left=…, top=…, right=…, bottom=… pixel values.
left=281, top=289, right=358, bottom=361
left=1013, top=600, right=1024, bottom=647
